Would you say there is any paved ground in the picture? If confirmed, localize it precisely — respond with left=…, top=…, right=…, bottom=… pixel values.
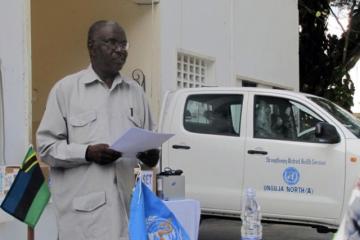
left=198, top=218, right=334, bottom=240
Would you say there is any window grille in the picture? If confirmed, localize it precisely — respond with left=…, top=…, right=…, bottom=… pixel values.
left=177, top=52, right=210, bottom=88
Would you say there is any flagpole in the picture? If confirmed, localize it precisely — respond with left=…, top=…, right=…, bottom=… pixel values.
left=28, top=226, right=34, bottom=240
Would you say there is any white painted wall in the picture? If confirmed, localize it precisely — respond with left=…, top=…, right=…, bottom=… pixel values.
left=0, top=204, right=57, bottom=240
left=0, top=60, right=4, bottom=163
left=160, top=0, right=299, bottom=97
left=234, top=0, right=299, bottom=90
left=0, top=0, right=31, bottom=165
left=0, top=0, right=45, bottom=237
left=160, top=0, right=232, bottom=95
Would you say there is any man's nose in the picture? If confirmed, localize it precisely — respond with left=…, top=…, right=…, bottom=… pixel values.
left=114, top=45, right=123, bottom=52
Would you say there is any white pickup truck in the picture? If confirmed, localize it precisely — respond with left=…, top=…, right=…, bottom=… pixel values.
left=158, top=87, right=360, bottom=231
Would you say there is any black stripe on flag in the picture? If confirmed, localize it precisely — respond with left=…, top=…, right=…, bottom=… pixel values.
left=22, top=155, right=37, bottom=172
left=14, top=165, right=44, bottom=221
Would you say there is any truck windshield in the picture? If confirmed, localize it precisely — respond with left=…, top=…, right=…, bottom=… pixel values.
left=308, top=97, right=360, bottom=138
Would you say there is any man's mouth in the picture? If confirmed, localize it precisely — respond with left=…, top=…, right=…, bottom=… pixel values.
left=113, top=57, right=124, bottom=64
left=112, top=53, right=126, bottom=64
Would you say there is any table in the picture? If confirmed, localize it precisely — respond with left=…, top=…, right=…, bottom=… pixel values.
left=164, top=199, right=201, bottom=240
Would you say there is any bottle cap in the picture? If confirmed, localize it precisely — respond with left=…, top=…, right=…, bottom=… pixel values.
left=246, top=187, right=256, bottom=197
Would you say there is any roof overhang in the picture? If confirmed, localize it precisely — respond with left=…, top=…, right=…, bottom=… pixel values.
left=132, top=0, right=159, bottom=4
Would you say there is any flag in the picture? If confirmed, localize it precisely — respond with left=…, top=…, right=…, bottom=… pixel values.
left=129, top=179, right=190, bottom=240
left=334, top=188, right=360, bottom=240
left=0, top=146, right=50, bottom=228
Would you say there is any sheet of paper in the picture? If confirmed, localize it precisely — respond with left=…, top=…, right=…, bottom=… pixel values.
left=110, top=128, right=174, bottom=155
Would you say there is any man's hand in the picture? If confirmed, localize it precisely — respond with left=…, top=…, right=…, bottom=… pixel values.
left=136, top=149, right=160, bottom=168
left=86, top=144, right=122, bottom=165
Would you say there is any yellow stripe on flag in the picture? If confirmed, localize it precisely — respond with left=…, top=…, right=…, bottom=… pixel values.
left=24, top=152, right=36, bottom=164
left=24, top=160, right=38, bottom=173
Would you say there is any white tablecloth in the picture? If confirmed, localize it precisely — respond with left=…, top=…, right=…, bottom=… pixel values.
left=164, top=199, right=201, bottom=240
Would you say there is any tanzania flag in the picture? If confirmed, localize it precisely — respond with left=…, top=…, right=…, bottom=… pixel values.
left=0, top=146, right=50, bottom=228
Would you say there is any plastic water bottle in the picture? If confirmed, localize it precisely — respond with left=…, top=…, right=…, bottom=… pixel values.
left=241, top=188, right=262, bottom=240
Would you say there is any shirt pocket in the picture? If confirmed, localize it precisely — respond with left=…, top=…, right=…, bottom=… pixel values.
left=69, top=111, right=97, bottom=127
left=72, top=191, right=110, bottom=239
left=73, top=191, right=106, bottom=212
left=68, top=111, right=97, bottom=143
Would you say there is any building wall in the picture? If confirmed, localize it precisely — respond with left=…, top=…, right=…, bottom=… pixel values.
left=0, top=0, right=299, bottom=163
left=31, top=0, right=161, bottom=140
left=160, top=0, right=231, bottom=95
left=234, top=0, right=299, bottom=90
left=0, top=0, right=33, bottom=234
left=0, top=0, right=299, bottom=237
left=0, top=0, right=31, bottom=165
left=1, top=0, right=161, bottom=235
left=160, top=0, right=299, bottom=97
left=0, top=204, right=57, bottom=240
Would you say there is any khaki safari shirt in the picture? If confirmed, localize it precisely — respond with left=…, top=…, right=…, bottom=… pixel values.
left=36, top=65, right=154, bottom=240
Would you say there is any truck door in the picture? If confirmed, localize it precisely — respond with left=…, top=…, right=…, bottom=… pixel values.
left=244, top=93, right=346, bottom=219
left=163, top=92, right=247, bottom=213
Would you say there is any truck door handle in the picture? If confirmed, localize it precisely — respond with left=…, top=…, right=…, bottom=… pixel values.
left=248, top=150, right=268, bottom=155
left=172, top=145, right=191, bottom=150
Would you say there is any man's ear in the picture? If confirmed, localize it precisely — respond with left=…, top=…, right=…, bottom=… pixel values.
left=88, top=40, right=94, bottom=50
left=88, top=40, right=95, bottom=57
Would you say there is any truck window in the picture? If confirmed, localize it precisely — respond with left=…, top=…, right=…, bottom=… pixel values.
left=183, top=94, right=243, bottom=136
left=254, top=95, right=324, bottom=142
left=309, top=96, right=360, bottom=138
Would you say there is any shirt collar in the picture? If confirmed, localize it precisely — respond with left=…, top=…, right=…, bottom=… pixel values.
left=82, top=65, right=130, bottom=87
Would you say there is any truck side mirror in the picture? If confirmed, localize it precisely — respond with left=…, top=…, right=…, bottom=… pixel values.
left=315, top=122, right=340, bottom=144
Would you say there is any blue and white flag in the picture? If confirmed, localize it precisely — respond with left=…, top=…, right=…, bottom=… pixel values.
left=129, top=179, right=190, bottom=240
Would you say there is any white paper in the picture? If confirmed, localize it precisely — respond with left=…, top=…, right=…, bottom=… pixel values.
left=110, top=128, right=174, bottom=155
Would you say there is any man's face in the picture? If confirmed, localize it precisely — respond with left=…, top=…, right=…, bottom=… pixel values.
left=90, top=23, right=128, bottom=75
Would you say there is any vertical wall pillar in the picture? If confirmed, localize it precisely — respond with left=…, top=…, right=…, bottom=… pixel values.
left=0, top=0, right=31, bottom=165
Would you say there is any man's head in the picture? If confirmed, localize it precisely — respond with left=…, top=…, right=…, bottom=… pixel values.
left=87, top=20, right=128, bottom=77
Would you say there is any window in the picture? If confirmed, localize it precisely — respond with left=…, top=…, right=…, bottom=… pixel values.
left=309, top=96, right=360, bottom=138
left=183, top=94, right=243, bottom=136
left=177, top=52, right=211, bottom=88
left=242, top=80, right=257, bottom=87
left=254, top=96, right=324, bottom=142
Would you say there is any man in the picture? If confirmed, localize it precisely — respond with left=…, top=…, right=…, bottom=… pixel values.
left=36, top=20, right=159, bottom=240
